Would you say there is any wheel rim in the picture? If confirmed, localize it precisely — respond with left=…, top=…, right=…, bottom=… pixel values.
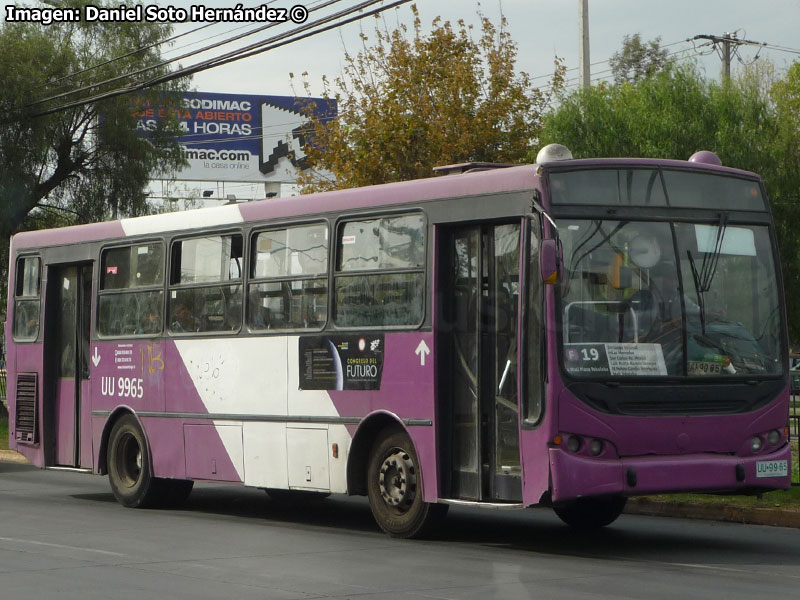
left=115, top=432, right=142, bottom=489
left=378, top=447, right=417, bottom=512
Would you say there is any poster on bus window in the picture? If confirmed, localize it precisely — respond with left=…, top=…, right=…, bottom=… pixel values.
left=299, top=335, right=384, bottom=390
left=565, top=343, right=667, bottom=376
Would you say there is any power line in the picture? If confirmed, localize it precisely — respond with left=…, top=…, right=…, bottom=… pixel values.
left=39, top=21, right=218, bottom=91
left=692, top=33, right=766, bottom=79
left=30, top=0, right=345, bottom=108
left=537, top=42, right=703, bottom=93
left=29, top=0, right=412, bottom=119
left=26, top=0, right=410, bottom=117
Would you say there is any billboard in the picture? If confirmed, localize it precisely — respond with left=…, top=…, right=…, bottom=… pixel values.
left=132, top=91, right=335, bottom=183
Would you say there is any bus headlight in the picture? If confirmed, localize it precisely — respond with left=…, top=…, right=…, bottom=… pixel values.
left=750, top=436, right=763, bottom=452
left=767, top=430, right=781, bottom=446
left=589, top=439, right=604, bottom=456
left=566, top=435, right=582, bottom=453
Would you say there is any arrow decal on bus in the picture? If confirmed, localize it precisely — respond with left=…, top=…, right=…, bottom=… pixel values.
left=91, top=347, right=101, bottom=367
left=415, top=340, right=430, bottom=367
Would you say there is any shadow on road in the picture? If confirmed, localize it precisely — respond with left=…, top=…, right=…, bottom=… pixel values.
left=62, top=480, right=800, bottom=568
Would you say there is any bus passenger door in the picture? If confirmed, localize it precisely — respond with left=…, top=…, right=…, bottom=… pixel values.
left=43, top=263, right=93, bottom=468
left=439, top=223, right=522, bottom=502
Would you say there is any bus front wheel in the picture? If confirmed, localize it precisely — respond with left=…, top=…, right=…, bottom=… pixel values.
left=366, top=428, right=446, bottom=538
left=553, top=496, right=627, bottom=529
left=107, top=414, right=162, bottom=508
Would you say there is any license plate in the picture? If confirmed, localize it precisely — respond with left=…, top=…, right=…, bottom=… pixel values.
left=688, top=361, right=722, bottom=375
left=756, top=460, right=788, bottom=478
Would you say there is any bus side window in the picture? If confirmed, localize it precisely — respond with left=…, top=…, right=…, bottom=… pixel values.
left=13, top=256, right=42, bottom=342
left=169, top=234, right=243, bottom=334
left=248, top=223, right=328, bottom=331
left=333, top=214, right=426, bottom=328
left=97, top=242, right=164, bottom=338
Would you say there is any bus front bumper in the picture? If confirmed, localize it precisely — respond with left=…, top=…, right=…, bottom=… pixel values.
left=548, top=444, right=792, bottom=502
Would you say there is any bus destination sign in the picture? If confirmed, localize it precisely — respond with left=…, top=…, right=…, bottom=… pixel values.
left=565, top=343, right=668, bottom=377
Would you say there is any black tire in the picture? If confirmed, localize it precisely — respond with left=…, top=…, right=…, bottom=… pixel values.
left=107, top=414, right=163, bottom=508
left=266, top=489, right=330, bottom=503
left=553, top=496, right=627, bottom=530
left=367, top=428, right=447, bottom=538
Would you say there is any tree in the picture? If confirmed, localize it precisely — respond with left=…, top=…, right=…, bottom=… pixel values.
left=0, top=1, right=187, bottom=318
left=538, top=61, right=800, bottom=340
left=609, top=34, right=672, bottom=85
left=294, top=4, right=565, bottom=192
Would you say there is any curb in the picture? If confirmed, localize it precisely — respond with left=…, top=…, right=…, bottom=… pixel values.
left=625, top=497, right=800, bottom=528
left=0, top=450, right=30, bottom=465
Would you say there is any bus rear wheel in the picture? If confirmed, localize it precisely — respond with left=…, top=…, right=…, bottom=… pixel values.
left=367, top=428, right=446, bottom=538
left=553, top=496, right=627, bottom=529
left=107, top=414, right=163, bottom=508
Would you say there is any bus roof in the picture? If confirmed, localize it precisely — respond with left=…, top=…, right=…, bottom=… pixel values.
left=12, top=163, right=539, bottom=250
left=12, top=156, right=760, bottom=251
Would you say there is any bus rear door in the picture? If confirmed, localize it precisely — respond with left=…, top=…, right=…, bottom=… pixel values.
left=43, top=263, right=93, bottom=468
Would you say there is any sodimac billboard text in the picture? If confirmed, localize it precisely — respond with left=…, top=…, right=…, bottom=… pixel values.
left=132, top=91, right=336, bottom=183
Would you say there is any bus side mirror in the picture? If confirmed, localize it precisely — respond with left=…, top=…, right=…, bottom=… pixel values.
left=540, top=239, right=560, bottom=285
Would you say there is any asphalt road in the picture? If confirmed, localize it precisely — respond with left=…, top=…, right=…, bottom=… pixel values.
left=1, top=462, right=799, bottom=600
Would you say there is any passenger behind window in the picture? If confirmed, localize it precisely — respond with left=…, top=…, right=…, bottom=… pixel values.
left=170, top=300, right=200, bottom=333
left=136, top=302, right=161, bottom=335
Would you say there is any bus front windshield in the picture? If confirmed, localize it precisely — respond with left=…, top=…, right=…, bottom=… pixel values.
left=559, top=219, right=782, bottom=379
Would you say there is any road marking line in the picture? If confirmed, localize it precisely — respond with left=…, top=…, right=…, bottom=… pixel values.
left=0, top=537, right=127, bottom=557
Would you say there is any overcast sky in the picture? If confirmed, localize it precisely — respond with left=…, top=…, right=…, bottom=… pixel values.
left=178, top=0, right=800, bottom=96
left=3, top=0, right=798, bottom=96
left=4, top=0, right=799, bottom=200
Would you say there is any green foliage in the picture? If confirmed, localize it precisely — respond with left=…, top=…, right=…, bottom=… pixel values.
left=294, top=4, right=565, bottom=192
left=0, top=0, right=188, bottom=319
left=539, top=60, right=800, bottom=341
left=609, top=34, right=672, bottom=85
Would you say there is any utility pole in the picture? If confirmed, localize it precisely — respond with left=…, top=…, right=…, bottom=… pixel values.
left=692, top=33, right=766, bottom=81
left=578, top=0, right=590, bottom=88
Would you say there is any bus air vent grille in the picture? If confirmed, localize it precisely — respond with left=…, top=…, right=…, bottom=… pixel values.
left=14, top=373, right=38, bottom=444
left=615, top=398, right=745, bottom=415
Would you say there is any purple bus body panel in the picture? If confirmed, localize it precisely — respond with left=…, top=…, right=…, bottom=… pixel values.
left=91, top=340, right=166, bottom=414
left=13, top=221, right=125, bottom=250
left=238, top=167, right=538, bottom=226
left=520, top=285, right=561, bottom=505
left=550, top=443, right=791, bottom=500
left=8, top=343, right=46, bottom=467
left=80, top=379, right=92, bottom=467
left=558, top=387, right=790, bottom=456
left=328, top=332, right=437, bottom=501
left=87, top=339, right=241, bottom=482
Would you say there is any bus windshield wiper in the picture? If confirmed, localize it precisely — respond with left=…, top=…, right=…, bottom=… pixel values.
left=686, top=212, right=728, bottom=333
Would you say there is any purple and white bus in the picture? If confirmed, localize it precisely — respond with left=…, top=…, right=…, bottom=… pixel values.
left=4, top=145, right=791, bottom=537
